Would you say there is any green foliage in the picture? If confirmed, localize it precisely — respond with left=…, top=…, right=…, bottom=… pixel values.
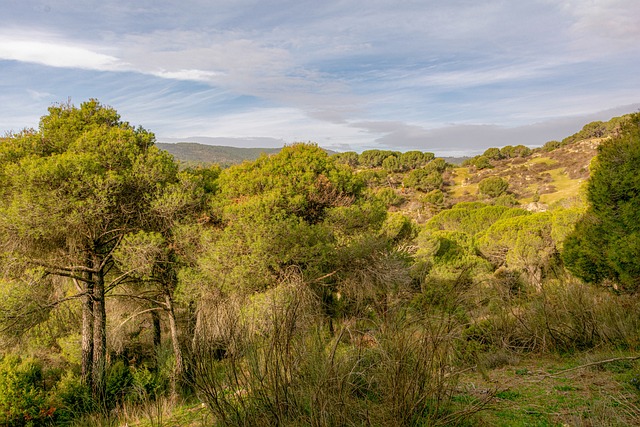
left=500, top=144, right=532, bottom=158
left=381, top=154, right=403, bottom=172
left=53, top=372, right=93, bottom=422
left=472, top=155, right=493, bottom=169
left=425, top=204, right=529, bottom=237
left=105, top=360, right=133, bottom=407
left=0, top=99, right=185, bottom=403
left=483, top=147, right=503, bottom=161
left=219, top=143, right=362, bottom=224
left=542, top=140, right=562, bottom=152
left=477, top=213, right=557, bottom=285
left=478, top=176, right=509, bottom=198
left=561, top=115, right=630, bottom=146
left=380, top=212, right=417, bottom=243
left=399, top=150, right=434, bottom=169
left=421, top=189, right=446, bottom=212
left=563, top=113, right=640, bottom=292
left=0, top=355, right=52, bottom=426
left=190, top=143, right=383, bottom=299
left=332, top=151, right=359, bottom=167
left=358, top=149, right=400, bottom=168
left=403, top=168, right=443, bottom=192
left=374, top=187, right=405, bottom=207
left=414, top=229, right=492, bottom=283
left=494, top=194, right=519, bottom=207
left=357, top=168, right=387, bottom=186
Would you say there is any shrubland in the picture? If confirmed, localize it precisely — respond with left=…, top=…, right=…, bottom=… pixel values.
left=0, top=102, right=639, bottom=426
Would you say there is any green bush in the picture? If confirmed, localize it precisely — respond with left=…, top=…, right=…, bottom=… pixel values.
left=0, top=355, right=53, bottom=427
left=478, top=176, right=509, bottom=198
left=375, top=187, right=404, bottom=207
left=52, top=372, right=93, bottom=422
left=472, top=155, right=493, bottom=170
left=105, top=360, right=133, bottom=407
left=403, top=169, right=443, bottom=192
left=483, top=147, right=503, bottom=161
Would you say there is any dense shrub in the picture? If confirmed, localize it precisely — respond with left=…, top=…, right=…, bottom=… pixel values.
left=404, top=169, right=443, bottom=192
left=0, top=356, right=52, bottom=427
left=478, top=176, right=509, bottom=198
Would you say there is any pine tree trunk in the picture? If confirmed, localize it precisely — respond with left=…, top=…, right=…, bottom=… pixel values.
left=92, top=266, right=107, bottom=400
left=165, top=291, right=184, bottom=398
left=81, top=276, right=94, bottom=389
left=152, top=309, right=162, bottom=359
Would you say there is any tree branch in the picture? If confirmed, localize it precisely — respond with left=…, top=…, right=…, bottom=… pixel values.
left=542, top=355, right=640, bottom=378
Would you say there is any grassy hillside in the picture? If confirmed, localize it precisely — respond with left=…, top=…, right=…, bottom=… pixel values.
left=359, top=115, right=633, bottom=222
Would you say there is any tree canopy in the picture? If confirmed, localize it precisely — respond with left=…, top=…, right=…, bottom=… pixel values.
left=562, top=113, right=640, bottom=292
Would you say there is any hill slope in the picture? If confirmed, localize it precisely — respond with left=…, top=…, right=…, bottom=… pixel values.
left=156, top=142, right=281, bottom=167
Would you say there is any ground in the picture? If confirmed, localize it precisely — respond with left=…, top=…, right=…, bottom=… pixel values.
left=463, top=351, right=640, bottom=426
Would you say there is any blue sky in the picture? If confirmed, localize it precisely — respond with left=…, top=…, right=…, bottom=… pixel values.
left=1, top=0, right=639, bottom=155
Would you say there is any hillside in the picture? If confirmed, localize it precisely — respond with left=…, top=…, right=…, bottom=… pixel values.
left=352, top=114, right=633, bottom=222
left=449, top=137, right=599, bottom=205
left=156, top=142, right=281, bottom=167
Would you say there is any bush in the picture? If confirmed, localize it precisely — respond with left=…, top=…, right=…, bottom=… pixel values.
left=478, top=176, right=509, bottom=198
left=404, top=169, right=443, bottom=192
left=472, top=155, right=493, bottom=170
left=483, top=147, right=503, bottom=161
left=375, top=187, right=405, bottom=207
left=105, top=360, right=133, bottom=407
left=188, top=279, right=488, bottom=426
left=0, top=355, right=53, bottom=427
left=53, top=372, right=93, bottom=422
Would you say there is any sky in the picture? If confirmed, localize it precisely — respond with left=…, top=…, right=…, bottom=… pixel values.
left=1, top=0, right=639, bottom=156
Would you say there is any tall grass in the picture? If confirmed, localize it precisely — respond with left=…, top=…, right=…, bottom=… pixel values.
left=188, top=274, right=489, bottom=426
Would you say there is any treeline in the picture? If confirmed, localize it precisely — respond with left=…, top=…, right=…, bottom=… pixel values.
left=0, top=101, right=639, bottom=426
left=332, top=149, right=435, bottom=171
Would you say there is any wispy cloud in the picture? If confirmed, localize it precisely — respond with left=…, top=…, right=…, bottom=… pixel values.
left=0, top=35, right=121, bottom=70
left=0, top=0, right=638, bottom=154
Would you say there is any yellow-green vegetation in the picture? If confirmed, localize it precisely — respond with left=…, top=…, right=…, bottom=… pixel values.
left=0, top=102, right=639, bottom=427
left=537, top=167, right=584, bottom=205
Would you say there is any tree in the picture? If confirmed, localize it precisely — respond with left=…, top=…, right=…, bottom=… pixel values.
left=483, top=147, right=503, bottom=161
left=0, top=100, right=180, bottom=398
left=471, top=155, right=492, bottom=170
left=332, top=151, right=359, bottom=168
left=399, top=151, right=434, bottom=170
left=403, top=158, right=447, bottom=193
left=478, top=176, right=509, bottom=198
left=477, top=213, right=557, bottom=288
left=382, top=154, right=403, bottom=172
left=562, top=113, right=640, bottom=292
left=358, top=150, right=400, bottom=168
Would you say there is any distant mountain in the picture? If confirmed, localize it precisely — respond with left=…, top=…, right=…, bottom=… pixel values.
left=157, top=142, right=338, bottom=167
left=156, top=142, right=282, bottom=167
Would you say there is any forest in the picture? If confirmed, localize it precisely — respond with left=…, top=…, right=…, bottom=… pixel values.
left=1, top=100, right=639, bottom=426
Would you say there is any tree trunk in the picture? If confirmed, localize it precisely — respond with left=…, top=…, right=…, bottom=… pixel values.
left=165, top=290, right=184, bottom=398
left=81, top=275, right=94, bottom=389
left=152, top=309, right=162, bottom=362
left=92, top=266, right=107, bottom=400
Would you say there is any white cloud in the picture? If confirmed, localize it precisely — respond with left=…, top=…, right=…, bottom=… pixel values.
left=0, top=37, right=121, bottom=70
left=26, top=89, right=54, bottom=101
left=557, top=0, right=640, bottom=53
